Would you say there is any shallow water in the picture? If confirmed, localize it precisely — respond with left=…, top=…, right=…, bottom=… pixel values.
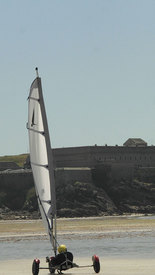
left=0, top=232, right=155, bottom=261
left=1, top=215, right=155, bottom=261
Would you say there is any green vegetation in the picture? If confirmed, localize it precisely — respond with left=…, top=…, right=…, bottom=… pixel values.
left=0, top=154, right=28, bottom=167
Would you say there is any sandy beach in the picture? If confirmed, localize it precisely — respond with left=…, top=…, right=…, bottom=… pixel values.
left=0, top=257, right=155, bottom=275
left=0, top=216, right=155, bottom=274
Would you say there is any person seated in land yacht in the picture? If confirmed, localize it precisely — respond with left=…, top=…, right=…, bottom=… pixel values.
left=48, top=244, right=74, bottom=269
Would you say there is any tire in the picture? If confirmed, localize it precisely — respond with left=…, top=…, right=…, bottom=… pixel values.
left=92, top=255, right=100, bottom=273
left=32, top=259, right=40, bottom=275
left=49, top=261, right=55, bottom=274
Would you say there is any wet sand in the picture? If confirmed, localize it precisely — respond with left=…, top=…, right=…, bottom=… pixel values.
left=0, top=215, right=155, bottom=240
left=0, top=216, right=155, bottom=274
left=0, top=257, right=155, bottom=275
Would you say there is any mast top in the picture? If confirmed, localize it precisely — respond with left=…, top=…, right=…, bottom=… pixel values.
left=35, top=67, right=39, bottom=77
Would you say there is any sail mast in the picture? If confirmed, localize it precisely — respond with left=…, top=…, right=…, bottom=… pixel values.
left=35, top=67, right=39, bottom=77
left=36, top=73, right=57, bottom=250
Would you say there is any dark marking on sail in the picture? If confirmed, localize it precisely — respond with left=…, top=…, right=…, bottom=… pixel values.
left=47, top=209, right=53, bottom=219
left=31, top=109, right=36, bottom=127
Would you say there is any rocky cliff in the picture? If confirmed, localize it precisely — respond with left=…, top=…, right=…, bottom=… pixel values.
left=0, top=167, right=155, bottom=219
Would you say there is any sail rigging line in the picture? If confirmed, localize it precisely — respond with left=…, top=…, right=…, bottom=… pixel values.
left=35, top=185, right=59, bottom=254
left=35, top=185, right=58, bottom=253
left=36, top=192, right=51, bottom=231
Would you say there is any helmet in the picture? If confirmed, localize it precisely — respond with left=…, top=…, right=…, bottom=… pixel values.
left=58, top=244, right=67, bottom=253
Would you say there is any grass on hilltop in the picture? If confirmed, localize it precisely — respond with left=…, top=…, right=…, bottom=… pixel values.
left=0, top=154, right=28, bottom=168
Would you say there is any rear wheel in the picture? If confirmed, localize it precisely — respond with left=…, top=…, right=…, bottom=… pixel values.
left=92, top=255, right=100, bottom=273
left=32, top=259, right=40, bottom=275
left=49, top=259, right=55, bottom=274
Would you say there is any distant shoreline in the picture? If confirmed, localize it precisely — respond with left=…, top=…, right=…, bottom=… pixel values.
left=0, top=215, right=155, bottom=242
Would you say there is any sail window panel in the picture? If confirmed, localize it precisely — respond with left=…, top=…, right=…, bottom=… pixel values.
left=28, top=99, right=44, bottom=132
left=32, top=165, right=51, bottom=202
left=29, top=132, right=48, bottom=165
left=34, top=101, right=44, bottom=132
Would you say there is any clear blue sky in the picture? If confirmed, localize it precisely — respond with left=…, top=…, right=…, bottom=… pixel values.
left=0, top=0, right=155, bottom=156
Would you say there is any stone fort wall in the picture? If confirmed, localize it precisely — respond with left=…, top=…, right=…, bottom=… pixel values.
left=52, top=145, right=155, bottom=180
left=52, top=145, right=155, bottom=168
left=2, top=144, right=155, bottom=182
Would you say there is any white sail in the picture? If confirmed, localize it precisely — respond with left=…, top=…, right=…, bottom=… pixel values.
left=27, top=72, right=57, bottom=254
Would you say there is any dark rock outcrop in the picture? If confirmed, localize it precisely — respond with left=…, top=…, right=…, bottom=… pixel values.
left=109, top=180, right=155, bottom=214
left=0, top=167, right=155, bottom=219
left=56, top=181, right=118, bottom=217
